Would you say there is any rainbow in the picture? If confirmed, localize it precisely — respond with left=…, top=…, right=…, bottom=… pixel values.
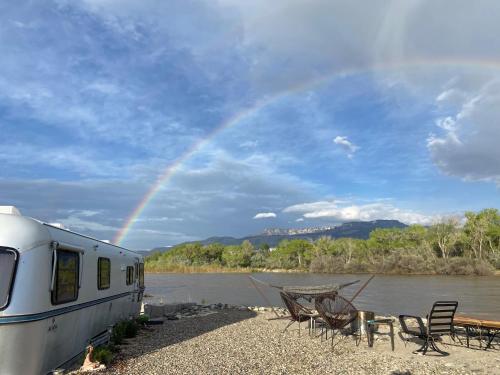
left=113, top=59, right=500, bottom=245
left=113, top=96, right=275, bottom=245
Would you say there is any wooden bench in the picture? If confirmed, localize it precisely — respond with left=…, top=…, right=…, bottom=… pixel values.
left=453, top=315, right=500, bottom=350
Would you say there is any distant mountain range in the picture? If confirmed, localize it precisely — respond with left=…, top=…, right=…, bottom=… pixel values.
left=137, top=246, right=171, bottom=257
left=144, top=220, right=407, bottom=255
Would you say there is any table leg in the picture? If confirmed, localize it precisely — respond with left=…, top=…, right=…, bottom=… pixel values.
left=485, top=329, right=498, bottom=350
left=367, top=323, right=373, bottom=348
left=479, top=327, right=482, bottom=349
left=389, top=322, right=395, bottom=351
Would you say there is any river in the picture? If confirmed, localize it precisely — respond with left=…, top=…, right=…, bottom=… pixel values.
left=145, top=273, right=499, bottom=319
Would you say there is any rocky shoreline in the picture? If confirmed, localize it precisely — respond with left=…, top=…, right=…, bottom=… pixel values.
left=143, top=302, right=288, bottom=320
left=74, top=302, right=500, bottom=375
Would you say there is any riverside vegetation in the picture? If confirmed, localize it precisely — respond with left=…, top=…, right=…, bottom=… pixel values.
left=146, top=209, right=500, bottom=276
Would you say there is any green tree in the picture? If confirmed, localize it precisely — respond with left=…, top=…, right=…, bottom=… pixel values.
left=270, top=239, right=313, bottom=269
left=146, top=250, right=162, bottom=262
left=310, top=236, right=335, bottom=257
left=259, top=243, right=270, bottom=252
left=429, top=218, right=460, bottom=259
left=202, top=243, right=225, bottom=264
left=334, top=238, right=363, bottom=265
left=250, top=251, right=268, bottom=268
left=251, top=243, right=270, bottom=268
left=222, top=243, right=252, bottom=267
left=464, top=209, right=500, bottom=259
left=367, top=228, right=405, bottom=256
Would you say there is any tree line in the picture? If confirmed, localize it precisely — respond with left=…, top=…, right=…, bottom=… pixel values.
left=145, top=208, right=500, bottom=276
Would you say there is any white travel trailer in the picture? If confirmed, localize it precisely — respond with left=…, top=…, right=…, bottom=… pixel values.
left=0, top=207, right=145, bottom=375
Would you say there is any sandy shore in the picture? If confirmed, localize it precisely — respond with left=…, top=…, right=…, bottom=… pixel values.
left=91, top=308, right=499, bottom=375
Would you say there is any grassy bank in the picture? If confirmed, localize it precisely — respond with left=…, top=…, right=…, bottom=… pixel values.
left=145, top=259, right=497, bottom=276
left=145, top=264, right=306, bottom=274
left=146, top=263, right=252, bottom=273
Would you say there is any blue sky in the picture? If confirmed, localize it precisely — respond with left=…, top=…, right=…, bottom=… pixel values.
left=1, top=0, right=499, bottom=249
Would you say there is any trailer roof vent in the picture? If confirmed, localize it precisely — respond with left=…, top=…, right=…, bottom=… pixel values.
left=0, top=206, right=22, bottom=216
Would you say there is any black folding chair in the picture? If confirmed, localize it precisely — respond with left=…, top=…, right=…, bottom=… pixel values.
left=399, top=301, right=458, bottom=355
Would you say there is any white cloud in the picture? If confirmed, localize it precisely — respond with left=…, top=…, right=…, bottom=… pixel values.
left=217, top=0, right=388, bottom=91
left=86, top=81, right=120, bottom=95
left=240, top=140, right=259, bottom=149
left=284, top=200, right=436, bottom=225
left=333, top=136, right=359, bottom=158
left=74, top=210, right=101, bottom=217
left=428, top=81, right=500, bottom=184
left=57, top=215, right=119, bottom=233
left=295, top=218, right=304, bottom=222
left=253, top=212, right=277, bottom=219
left=436, top=89, right=453, bottom=102
left=0, top=143, right=136, bottom=178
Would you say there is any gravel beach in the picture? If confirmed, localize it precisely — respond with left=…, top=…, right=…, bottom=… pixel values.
left=92, top=308, right=499, bottom=375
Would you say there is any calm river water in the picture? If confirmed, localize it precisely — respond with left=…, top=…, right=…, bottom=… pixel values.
left=145, top=273, right=499, bottom=319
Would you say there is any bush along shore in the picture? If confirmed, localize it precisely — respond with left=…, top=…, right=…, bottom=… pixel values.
left=146, top=208, right=500, bottom=276
left=89, top=302, right=500, bottom=375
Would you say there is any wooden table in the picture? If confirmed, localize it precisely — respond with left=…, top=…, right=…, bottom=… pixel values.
left=453, top=315, right=500, bottom=350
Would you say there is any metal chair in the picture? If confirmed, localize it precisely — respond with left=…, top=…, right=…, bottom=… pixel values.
left=399, top=301, right=458, bottom=355
left=279, top=292, right=318, bottom=336
left=315, top=295, right=358, bottom=346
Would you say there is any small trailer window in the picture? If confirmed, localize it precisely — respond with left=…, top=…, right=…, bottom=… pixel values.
left=126, top=266, right=134, bottom=285
left=52, top=250, right=79, bottom=305
left=139, top=263, right=144, bottom=288
left=98, top=257, right=111, bottom=290
left=0, top=248, right=18, bottom=310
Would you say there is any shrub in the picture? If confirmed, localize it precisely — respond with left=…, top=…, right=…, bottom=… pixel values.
left=92, top=346, right=114, bottom=365
left=112, top=320, right=138, bottom=344
left=491, top=256, right=500, bottom=270
left=124, top=321, right=138, bottom=338
left=434, top=257, right=494, bottom=276
left=381, top=254, right=433, bottom=274
left=309, top=255, right=345, bottom=273
left=135, top=314, right=150, bottom=325
left=111, top=323, right=125, bottom=345
left=250, top=252, right=267, bottom=268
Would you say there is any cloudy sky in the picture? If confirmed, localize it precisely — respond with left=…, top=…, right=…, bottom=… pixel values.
left=1, top=0, right=499, bottom=249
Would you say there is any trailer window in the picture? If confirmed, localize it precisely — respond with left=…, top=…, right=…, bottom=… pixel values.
left=126, top=266, right=134, bottom=285
left=52, top=250, right=79, bottom=305
left=0, top=248, right=18, bottom=310
left=139, top=263, right=144, bottom=288
left=98, top=257, right=111, bottom=290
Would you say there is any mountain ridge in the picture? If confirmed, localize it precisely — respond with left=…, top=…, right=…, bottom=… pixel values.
left=162, top=219, right=407, bottom=250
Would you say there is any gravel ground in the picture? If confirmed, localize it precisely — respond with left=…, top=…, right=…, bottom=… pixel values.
left=91, top=310, right=499, bottom=375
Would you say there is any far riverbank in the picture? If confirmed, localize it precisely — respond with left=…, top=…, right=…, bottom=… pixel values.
left=145, top=265, right=499, bottom=276
left=145, top=265, right=306, bottom=274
